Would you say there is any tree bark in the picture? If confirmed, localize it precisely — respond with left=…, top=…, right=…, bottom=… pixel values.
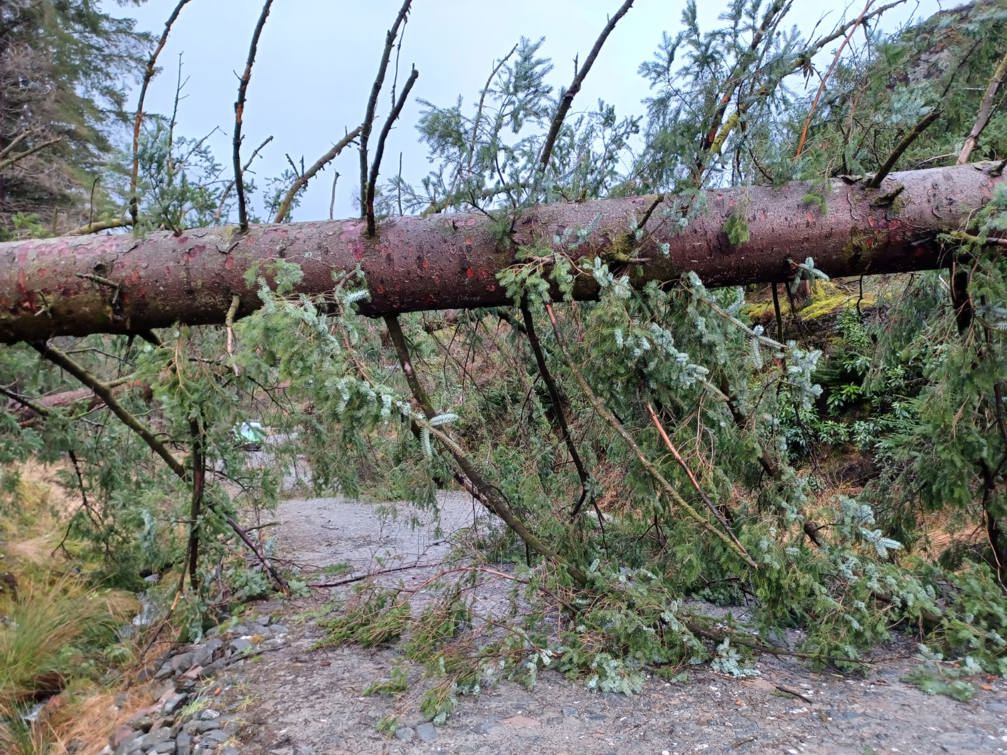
left=0, top=163, right=1001, bottom=344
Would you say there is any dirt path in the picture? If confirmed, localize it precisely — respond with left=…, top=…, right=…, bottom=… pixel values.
left=208, top=494, right=1007, bottom=754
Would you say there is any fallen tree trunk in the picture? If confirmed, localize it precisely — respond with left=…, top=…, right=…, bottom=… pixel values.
left=0, top=163, right=1001, bottom=344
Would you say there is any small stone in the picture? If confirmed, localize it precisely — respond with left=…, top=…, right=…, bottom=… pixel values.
left=185, top=719, right=225, bottom=734
left=228, top=624, right=250, bottom=636
left=415, top=722, right=437, bottom=742
left=220, top=748, right=240, bottom=755
left=113, top=733, right=140, bottom=755
left=180, top=664, right=204, bottom=681
left=192, top=645, right=214, bottom=668
left=161, top=693, right=187, bottom=716
left=175, top=677, right=197, bottom=693
left=561, top=707, right=578, bottom=718
left=153, top=663, right=173, bottom=680
left=139, top=727, right=173, bottom=750
left=200, top=728, right=229, bottom=744
left=201, top=659, right=226, bottom=675
left=110, top=725, right=135, bottom=748
left=127, top=713, right=154, bottom=732
left=394, top=727, right=414, bottom=741
left=170, top=652, right=196, bottom=673
left=176, top=731, right=192, bottom=755
left=270, top=623, right=288, bottom=635
left=200, top=708, right=221, bottom=720
left=230, top=637, right=252, bottom=654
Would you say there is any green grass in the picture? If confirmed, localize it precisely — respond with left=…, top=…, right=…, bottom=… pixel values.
left=0, top=577, right=134, bottom=709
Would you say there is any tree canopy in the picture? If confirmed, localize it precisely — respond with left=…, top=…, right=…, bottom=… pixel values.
left=0, top=0, right=148, bottom=238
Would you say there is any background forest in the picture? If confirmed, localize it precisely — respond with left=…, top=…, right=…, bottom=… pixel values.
left=1, top=0, right=1007, bottom=750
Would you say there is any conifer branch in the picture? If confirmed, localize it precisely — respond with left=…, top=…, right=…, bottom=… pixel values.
left=66, top=216, right=132, bottom=236
left=31, top=341, right=186, bottom=478
left=0, top=128, right=34, bottom=160
left=645, top=402, right=740, bottom=542
left=233, top=0, right=275, bottom=232
left=0, top=136, right=62, bottom=171
left=542, top=304, right=759, bottom=568
left=30, top=341, right=288, bottom=593
left=184, top=416, right=205, bottom=592
left=0, top=384, right=50, bottom=420
left=382, top=314, right=584, bottom=581
left=794, top=0, right=874, bottom=158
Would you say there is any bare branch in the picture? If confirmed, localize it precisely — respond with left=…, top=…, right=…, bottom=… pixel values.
left=359, top=0, right=413, bottom=216
left=66, top=217, right=132, bottom=236
left=0, top=136, right=62, bottom=171
left=233, top=0, right=275, bottom=231
left=274, top=126, right=361, bottom=224
left=366, top=67, right=419, bottom=236
left=795, top=0, right=875, bottom=158
left=866, top=108, right=941, bottom=188
left=958, top=49, right=1007, bottom=164
left=130, top=0, right=194, bottom=227
left=215, top=135, right=274, bottom=224
left=537, top=0, right=634, bottom=174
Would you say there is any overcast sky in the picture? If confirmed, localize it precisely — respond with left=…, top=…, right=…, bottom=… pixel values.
left=112, top=0, right=947, bottom=222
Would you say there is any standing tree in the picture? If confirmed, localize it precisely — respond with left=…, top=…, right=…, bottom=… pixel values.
left=0, top=0, right=149, bottom=238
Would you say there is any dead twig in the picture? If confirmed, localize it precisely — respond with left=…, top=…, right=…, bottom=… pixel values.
left=795, top=0, right=875, bottom=158
left=309, top=560, right=446, bottom=588
left=274, top=126, right=361, bottom=223
left=359, top=0, right=413, bottom=217
left=215, top=135, right=274, bottom=224
left=958, top=49, right=1007, bottom=164
left=233, top=0, right=275, bottom=231
left=537, top=0, right=634, bottom=175
left=130, top=0, right=193, bottom=226
left=866, top=108, right=941, bottom=188
left=645, top=402, right=740, bottom=542
left=366, top=67, right=419, bottom=236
